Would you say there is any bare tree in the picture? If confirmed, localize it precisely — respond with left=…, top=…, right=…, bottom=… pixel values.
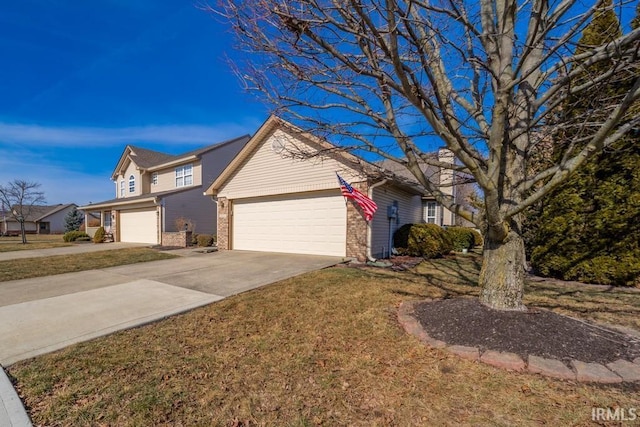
left=0, top=180, right=46, bottom=244
left=214, top=0, right=640, bottom=310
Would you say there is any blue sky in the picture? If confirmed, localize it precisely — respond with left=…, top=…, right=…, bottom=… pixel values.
left=0, top=1, right=267, bottom=205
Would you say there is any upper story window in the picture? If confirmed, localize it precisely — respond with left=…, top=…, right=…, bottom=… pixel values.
left=129, top=175, right=135, bottom=193
left=152, top=172, right=158, bottom=185
left=120, top=181, right=125, bottom=197
left=175, top=164, right=193, bottom=187
left=424, top=201, right=437, bottom=224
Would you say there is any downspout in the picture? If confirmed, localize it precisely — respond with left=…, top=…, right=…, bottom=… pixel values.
left=366, top=179, right=389, bottom=262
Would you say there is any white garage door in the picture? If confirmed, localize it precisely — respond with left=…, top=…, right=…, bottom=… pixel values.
left=119, top=208, right=158, bottom=244
left=233, top=191, right=347, bottom=256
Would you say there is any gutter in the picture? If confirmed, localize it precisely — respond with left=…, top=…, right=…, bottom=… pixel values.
left=366, top=179, right=389, bottom=262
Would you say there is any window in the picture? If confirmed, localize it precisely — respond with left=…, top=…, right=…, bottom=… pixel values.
left=152, top=172, right=158, bottom=185
left=129, top=175, right=135, bottom=193
left=120, top=181, right=125, bottom=197
left=424, top=201, right=437, bottom=224
left=104, top=211, right=112, bottom=228
left=175, top=164, right=193, bottom=187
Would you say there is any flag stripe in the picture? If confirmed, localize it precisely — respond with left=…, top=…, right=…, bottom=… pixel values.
left=337, top=174, right=378, bottom=221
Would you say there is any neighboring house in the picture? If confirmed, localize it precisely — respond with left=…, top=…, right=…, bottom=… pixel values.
left=0, top=204, right=77, bottom=235
left=78, top=135, right=250, bottom=245
left=204, top=116, right=472, bottom=260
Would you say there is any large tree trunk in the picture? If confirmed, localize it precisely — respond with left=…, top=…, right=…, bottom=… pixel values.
left=479, top=229, right=527, bottom=311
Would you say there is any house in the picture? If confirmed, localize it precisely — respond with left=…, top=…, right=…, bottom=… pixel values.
left=78, top=135, right=250, bottom=245
left=0, top=204, right=77, bottom=236
left=204, top=116, right=470, bottom=260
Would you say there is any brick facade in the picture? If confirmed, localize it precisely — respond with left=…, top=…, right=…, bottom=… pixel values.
left=161, top=231, right=192, bottom=247
left=345, top=181, right=370, bottom=261
left=217, top=197, right=231, bottom=251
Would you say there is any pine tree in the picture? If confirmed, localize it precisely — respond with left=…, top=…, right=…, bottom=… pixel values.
left=530, top=1, right=640, bottom=286
left=64, top=207, right=84, bottom=232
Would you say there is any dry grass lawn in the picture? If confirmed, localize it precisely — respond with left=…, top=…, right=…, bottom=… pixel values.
left=8, top=253, right=640, bottom=426
left=0, top=248, right=177, bottom=282
left=0, top=234, right=71, bottom=252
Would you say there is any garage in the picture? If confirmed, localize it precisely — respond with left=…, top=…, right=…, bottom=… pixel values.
left=232, top=191, right=347, bottom=256
left=119, top=208, right=158, bottom=244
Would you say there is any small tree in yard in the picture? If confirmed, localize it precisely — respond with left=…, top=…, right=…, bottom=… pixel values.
left=215, top=0, right=640, bottom=310
left=64, top=207, right=84, bottom=232
left=0, top=180, right=46, bottom=244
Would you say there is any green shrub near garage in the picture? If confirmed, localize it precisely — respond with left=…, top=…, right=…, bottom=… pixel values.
left=63, top=231, right=90, bottom=242
left=393, top=223, right=452, bottom=258
left=93, top=226, right=106, bottom=244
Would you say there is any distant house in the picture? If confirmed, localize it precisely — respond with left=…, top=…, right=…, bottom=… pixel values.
left=78, top=136, right=250, bottom=245
left=0, top=204, right=77, bottom=236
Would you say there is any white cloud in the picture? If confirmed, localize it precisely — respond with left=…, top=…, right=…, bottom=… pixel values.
left=0, top=119, right=262, bottom=147
left=0, top=157, right=114, bottom=205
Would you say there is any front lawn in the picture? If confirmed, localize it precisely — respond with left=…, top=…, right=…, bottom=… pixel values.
left=0, top=248, right=177, bottom=281
left=0, top=234, right=71, bottom=252
left=8, top=254, right=640, bottom=426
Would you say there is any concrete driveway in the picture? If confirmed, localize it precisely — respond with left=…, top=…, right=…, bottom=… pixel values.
left=0, top=250, right=343, bottom=366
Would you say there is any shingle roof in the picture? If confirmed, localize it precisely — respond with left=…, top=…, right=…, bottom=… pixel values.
left=1, top=204, right=74, bottom=222
left=79, top=187, right=196, bottom=210
left=127, top=146, right=176, bottom=169
left=128, top=135, right=251, bottom=170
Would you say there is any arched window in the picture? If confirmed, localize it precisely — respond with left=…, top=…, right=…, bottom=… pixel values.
left=129, top=175, right=135, bottom=193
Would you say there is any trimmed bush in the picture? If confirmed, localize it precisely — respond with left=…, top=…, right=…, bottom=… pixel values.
left=393, top=223, right=452, bottom=258
left=445, top=227, right=475, bottom=251
left=191, top=233, right=199, bottom=246
left=93, top=226, right=106, bottom=244
left=197, top=234, right=214, bottom=247
left=63, top=231, right=90, bottom=242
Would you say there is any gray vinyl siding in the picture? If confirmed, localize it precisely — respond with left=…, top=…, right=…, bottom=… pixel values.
left=41, top=206, right=76, bottom=233
left=163, top=187, right=217, bottom=235
left=370, top=185, right=422, bottom=259
left=201, top=138, right=249, bottom=190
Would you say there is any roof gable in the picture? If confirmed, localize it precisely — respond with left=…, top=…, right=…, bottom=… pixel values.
left=205, top=116, right=426, bottom=198
left=205, top=116, right=372, bottom=197
left=111, top=136, right=252, bottom=180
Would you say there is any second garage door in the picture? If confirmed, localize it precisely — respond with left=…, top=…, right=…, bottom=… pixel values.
left=232, top=191, right=346, bottom=256
left=119, top=208, right=158, bottom=244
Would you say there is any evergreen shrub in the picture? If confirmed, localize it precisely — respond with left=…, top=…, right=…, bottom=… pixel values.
left=445, top=227, right=475, bottom=251
left=93, top=226, right=106, bottom=244
left=393, top=223, right=452, bottom=258
left=63, top=231, right=90, bottom=242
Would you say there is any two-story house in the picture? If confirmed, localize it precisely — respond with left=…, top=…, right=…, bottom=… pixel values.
left=79, top=135, right=250, bottom=245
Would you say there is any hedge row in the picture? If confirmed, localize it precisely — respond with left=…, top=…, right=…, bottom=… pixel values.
left=62, top=231, right=90, bottom=242
left=393, top=224, right=482, bottom=258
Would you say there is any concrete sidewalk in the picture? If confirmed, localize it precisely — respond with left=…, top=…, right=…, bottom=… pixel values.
left=0, top=250, right=342, bottom=426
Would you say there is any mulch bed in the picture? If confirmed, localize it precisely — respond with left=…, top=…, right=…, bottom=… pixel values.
left=413, top=298, right=640, bottom=365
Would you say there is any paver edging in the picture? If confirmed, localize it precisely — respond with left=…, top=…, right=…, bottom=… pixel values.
left=397, top=300, right=640, bottom=384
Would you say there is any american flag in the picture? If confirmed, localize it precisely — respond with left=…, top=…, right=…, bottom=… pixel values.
left=336, top=174, right=378, bottom=221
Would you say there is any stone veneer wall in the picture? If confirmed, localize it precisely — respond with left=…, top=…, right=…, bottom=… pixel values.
left=161, top=231, right=192, bottom=247
left=217, top=197, right=231, bottom=251
left=345, top=181, right=370, bottom=261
